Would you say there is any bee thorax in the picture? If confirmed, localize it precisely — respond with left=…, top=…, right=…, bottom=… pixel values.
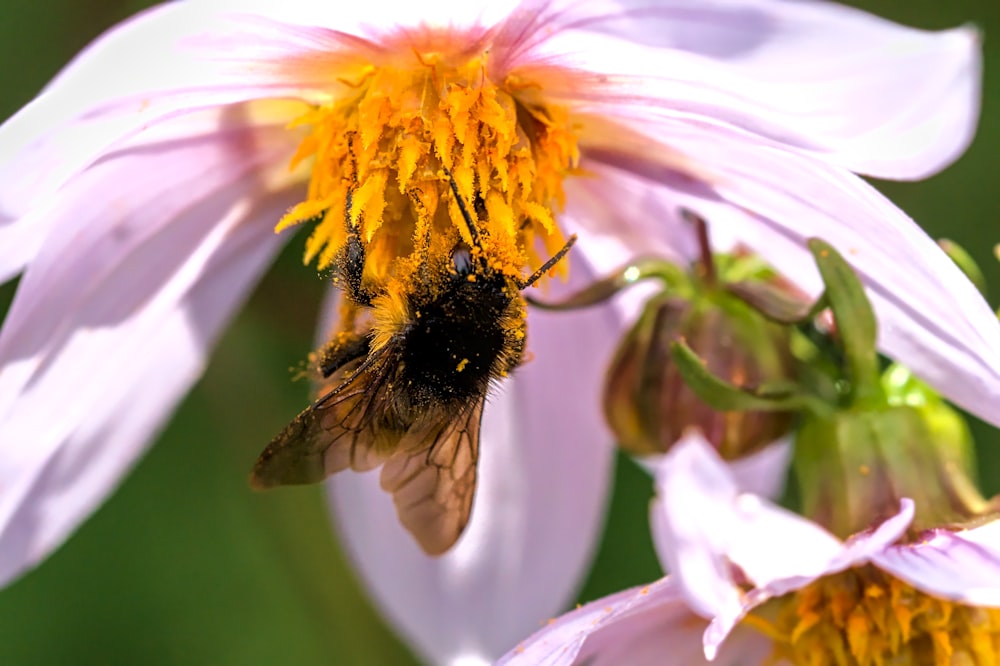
left=398, top=280, right=518, bottom=404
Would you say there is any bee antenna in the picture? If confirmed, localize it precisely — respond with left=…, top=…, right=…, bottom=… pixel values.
left=519, top=234, right=578, bottom=289
left=443, top=168, right=482, bottom=249
left=343, top=189, right=354, bottom=228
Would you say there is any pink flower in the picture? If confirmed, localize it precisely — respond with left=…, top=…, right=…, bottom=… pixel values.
left=500, top=434, right=1000, bottom=665
left=0, top=1, right=991, bottom=663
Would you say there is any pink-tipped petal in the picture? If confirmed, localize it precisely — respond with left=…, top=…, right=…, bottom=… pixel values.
left=0, top=120, right=299, bottom=584
left=586, top=119, right=1000, bottom=429
left=873, top=519, right=1000, bottom=607
left=207, top=0, right=518, bottom=37
left=326, top=261, right=620, bottom=664
left=513, top=0, right=979, bottom=179
left=0, top=3, right=357, bottom=238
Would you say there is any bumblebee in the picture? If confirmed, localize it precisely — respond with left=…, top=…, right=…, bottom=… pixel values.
left=251, top=176, right=576, bottom=555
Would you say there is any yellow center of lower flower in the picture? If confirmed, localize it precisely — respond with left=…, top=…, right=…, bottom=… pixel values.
left=744, top=566, right=1000, bottom=665
left=275, top=50, right=578, bottom=287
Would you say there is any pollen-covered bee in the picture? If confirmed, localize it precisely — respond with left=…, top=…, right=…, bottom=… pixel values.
left=251, top=175, right=576, bottom=555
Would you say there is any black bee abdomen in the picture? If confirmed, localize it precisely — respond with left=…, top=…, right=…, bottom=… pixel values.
left=399, top=279, right=513, bottom=405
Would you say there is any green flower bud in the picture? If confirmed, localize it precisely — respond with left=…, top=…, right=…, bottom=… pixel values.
left=529, top=212, right=801, bottom=460
left=794, top=367, right=992, bottom=539
left=788, top=242, right=994, bottom=538
left=603, top=287, right=795, bottom=458
left=669, top=238, right=997, bottom=539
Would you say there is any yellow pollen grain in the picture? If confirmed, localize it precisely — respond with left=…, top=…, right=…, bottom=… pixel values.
left=274, top=47, right=577, bottom=289
left=456, top=358, right=469, bottom=372
left=746, top=565, right=1000, bottom=665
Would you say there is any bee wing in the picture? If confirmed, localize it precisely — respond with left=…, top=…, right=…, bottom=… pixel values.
left=379, top=397, right=484, bottom=556
left=250, top=348, right=397, bottom=489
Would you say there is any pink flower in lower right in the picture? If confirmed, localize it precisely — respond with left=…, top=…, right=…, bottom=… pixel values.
left=499, top=433, right=1000, bottom=665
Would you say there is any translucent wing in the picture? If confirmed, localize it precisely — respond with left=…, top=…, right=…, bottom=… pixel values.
left=379, top=397, right=485, bottom=555
left=250, top=345, right=399, bottom=489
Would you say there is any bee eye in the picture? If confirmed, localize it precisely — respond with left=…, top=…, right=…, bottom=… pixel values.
left=451, top=244, right=473, bottom=276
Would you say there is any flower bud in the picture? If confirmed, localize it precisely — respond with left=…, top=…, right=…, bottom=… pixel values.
left=787, top=240, right=994, bottom=538
left=529, top=212, right=801, bottom=460
left=794, top=366, right=992, bottom=539
left=603, top=281, right=795, bottom=459
left=669, top=238, right=997, bottom=540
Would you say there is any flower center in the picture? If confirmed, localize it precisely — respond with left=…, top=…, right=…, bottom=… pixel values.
left=276, top=50, right=578, bottom=287
left=744, top=566, right=1000, bottom=665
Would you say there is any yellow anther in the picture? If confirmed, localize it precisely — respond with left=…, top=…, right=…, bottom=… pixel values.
left=275, top=44, right=577, bottom=297
left=747, top=566, right=1000, bottom=665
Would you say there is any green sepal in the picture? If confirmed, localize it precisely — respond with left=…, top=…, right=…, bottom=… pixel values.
left=807, top=238, right=882, bottom=406
left=725, top=280, right=824, bottom=325
left=794, top=402, right=991, bottom=538
left=671, top=339, right=827, bottom=415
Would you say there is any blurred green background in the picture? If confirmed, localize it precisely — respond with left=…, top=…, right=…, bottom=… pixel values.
left=0, top=1, right=998, bottom=664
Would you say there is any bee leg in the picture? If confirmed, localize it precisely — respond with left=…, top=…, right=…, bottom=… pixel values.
left=335, top=190, right=378, bottom=307
left=318, top=331, right=371, bottom=378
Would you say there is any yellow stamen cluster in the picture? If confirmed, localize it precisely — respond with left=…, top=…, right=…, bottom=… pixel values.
left=276, top=49, right=578, bottom=287
left=745, top=566, right=1000, bottom=665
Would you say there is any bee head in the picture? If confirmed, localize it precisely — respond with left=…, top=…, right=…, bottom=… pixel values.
left=450, top=243, right=475, bottom=277
left=444, top=168, right=577, bottom=289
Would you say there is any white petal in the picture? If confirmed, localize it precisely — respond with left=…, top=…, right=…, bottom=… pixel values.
left=582, top=616, right=772, bottom=666
left=0, top=118, right=296, bottom=390
left=703, top=499, right=914, bottom=659
left=497, top=579, right=681, bottom=666
left=0, top=103, right=299, bottom=284
left=0, top=3, right=349, bottom=231
left=560, top=165, right=695, bottom=328
left=649, top=434, right=742, bottom=617
left=635, top=436, right=790, bottom=507
left=726, top=437, right=792, bottom=500
left=585, top=121, right=1000, bottom=428
left=326, top=260, right=620, bottom=664
left=873, top=519, right=1000, bottom=607
left=0, top=124, right=299, bottom=583
left=498, top=575, right=773, bottom=666
left=563, top=165, right=694, bottom=267
left=648, top=436, right=916, bottom=659
left=518, top=0, right=979, bottom=179
left=649, top=434, right=842, bottom=619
